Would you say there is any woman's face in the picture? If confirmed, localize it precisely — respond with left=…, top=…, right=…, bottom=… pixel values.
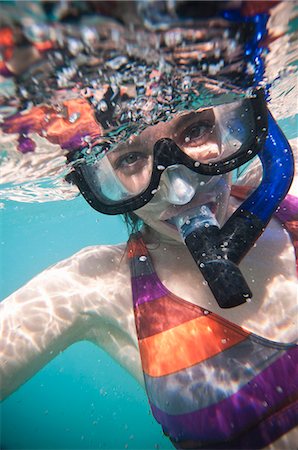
left=105, top=108, right=222, bottom=198
left=110, top=109, right=232, bottom=241
left=95, top=108, right=237, bottom=239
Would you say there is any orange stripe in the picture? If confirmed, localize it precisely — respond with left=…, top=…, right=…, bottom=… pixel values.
left=127, top=238, right=148, bottom=259
left=139, top=315, right=249, bottom=377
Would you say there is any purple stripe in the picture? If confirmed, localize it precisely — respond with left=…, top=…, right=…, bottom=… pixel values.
left=132, top=274, right=167, bottom=307
left=172, top=401, right=298, bottom=449
left=275, top=195, right=298, bottom=222
left=217, top=402, right=297, bottom=449
left=150, top=346, right=298, bottom=442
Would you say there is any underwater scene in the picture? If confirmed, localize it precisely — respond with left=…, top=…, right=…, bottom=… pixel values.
left=0, top=1, right=297, bottom=449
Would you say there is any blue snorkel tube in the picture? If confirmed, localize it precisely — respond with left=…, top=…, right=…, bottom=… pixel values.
left=177, top=8, right=295, bottom=308
left=221, top=112, right=294, bottom=266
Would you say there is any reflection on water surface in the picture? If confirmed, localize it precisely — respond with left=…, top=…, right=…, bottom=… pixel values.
left=0, top=1, right=297, bottom=204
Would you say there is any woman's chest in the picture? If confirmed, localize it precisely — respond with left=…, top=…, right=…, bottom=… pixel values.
left=149, top=220, right=297, bottom=343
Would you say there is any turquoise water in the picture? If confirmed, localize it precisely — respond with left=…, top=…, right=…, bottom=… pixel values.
left=1, top=197, right=172, bottom=449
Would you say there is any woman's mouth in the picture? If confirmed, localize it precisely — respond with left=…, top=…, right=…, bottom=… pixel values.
left=160, top=193, right=217, bottom=224
left=165, top=202, right=217, bottom=227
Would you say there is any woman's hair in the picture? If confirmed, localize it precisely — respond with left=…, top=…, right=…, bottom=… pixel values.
left=122, top=212, right=144, bottom=235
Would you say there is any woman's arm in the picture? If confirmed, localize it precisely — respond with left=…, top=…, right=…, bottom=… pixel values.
left=0, top=243, right=136, bottom=400
left=0, top=258, right=90, bottom=400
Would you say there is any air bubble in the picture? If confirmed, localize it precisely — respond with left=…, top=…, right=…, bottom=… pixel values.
left=84, top=135, right=92, bottom=143
left=69, top=112, right=80, bottom=123
left=98, top=100, right=108, bottom=112
left=106, top=56, right=128, bottom=70
left=139, top=256, right=147, bottom=262
left=157, top=165, right=165, bottom=170
left=194, top=162, right=200, bottom=167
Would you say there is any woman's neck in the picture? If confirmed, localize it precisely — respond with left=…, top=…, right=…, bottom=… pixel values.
left=140, top=224, right=186, bottom=249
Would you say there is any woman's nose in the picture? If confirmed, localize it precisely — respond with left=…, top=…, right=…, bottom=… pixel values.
left=161, top=165, right=198, bottom=205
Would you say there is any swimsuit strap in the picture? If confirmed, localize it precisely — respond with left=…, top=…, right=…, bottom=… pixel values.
left=231, top=187, right=298, bottom=274
left=127, top=232, right=168, bottom=308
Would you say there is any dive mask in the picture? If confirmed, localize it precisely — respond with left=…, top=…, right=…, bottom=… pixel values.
left=70, top=90, right=267, bottom=215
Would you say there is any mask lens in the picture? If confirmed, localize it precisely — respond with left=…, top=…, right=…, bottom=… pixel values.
left=80, top=145, right=154, bottom=205
left=175, top=99, right=255, bottom=163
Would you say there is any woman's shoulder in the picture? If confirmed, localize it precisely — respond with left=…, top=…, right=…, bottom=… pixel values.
left=2, top=241, right=131, bottom=316
left=55, top=242, right=129, bottom=277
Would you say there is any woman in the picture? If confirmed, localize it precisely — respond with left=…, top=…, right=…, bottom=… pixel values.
left=1, top=90, right=297, bottom=448
left=0, top=1, right=297, bottom=448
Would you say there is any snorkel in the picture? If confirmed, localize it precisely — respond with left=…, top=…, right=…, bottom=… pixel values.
left=172, top=110, right=294, bottom=308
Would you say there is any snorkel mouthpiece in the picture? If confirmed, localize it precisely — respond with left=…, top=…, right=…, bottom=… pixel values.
left=174, top=206, right=252, bottom=308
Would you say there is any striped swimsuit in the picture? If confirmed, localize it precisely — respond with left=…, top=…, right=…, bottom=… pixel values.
left=127, top=194, right=298, bottom=449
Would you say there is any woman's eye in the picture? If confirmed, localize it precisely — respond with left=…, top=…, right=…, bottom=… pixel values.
left=115, top=152, right=148, bottom=171
left=181, top=122, right=214, bottom=146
